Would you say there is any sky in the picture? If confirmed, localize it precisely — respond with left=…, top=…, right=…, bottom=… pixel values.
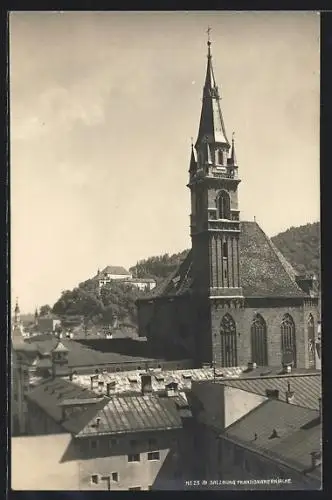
left=10, top=11, right=320, bottom=314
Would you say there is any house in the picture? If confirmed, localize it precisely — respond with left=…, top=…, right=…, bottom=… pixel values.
left=18, top=375, right=193, bottom=490
left=188, top=368, right=322, bottom=489
left=94, top=266, right=156, bottom=291
left=37, top=315, right=62, bottom=333
left=136, top=37, right=320, bottom=370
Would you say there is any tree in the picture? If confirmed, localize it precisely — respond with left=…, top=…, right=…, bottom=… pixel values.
left=39, top=304, right=52, bottom=317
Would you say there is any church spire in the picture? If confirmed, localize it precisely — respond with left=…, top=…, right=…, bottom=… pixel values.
left=195, top=29, right=229, bottom=149
left=14, top=297, right=21, bottom=326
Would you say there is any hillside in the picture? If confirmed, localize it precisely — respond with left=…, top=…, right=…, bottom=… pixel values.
left=50, top=222, right=320, bottom=330
left=129, top=250, right=189, bottom=282
left=271, top=222, right=320, bottom=282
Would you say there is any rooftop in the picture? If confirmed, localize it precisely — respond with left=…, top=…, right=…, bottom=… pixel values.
left=68, top=366, right=246, bottom=396
left=26, top=377, right=186, bottom=438
left=74, top=394, right=183, bottom=438
left=25, top=335, right=186, bottom=368
left=224, top=398, right=321, bottom=479
left=139, top=221, right=310, bottom=300
left=26, top=377, right=100, bottom=425
left=100, top=266, right=131, bottom=276
left=218, top=371, right=321, bottom=410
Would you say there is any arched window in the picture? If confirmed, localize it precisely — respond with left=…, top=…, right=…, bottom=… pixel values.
left=281, top=314, right=297, bottom=367
left=307, top=314, right=315, bottom=367
left=220, top=314, right=237, bottom=367
left=217, top=191, right=230, bottom=220
left=222, top=242, right=228, bottom=258
left=251, top=314, right=268, bottom=366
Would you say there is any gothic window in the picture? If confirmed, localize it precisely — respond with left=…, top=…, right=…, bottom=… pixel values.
left=307, top=314, right=315, bottom=367
left=218, top=149, right=223, bottom=165
left=281, top=314, right=297, bottom=367
left=220, top=314, right=237, bottom=367
left=222, top=241, right=228, bottom=258
left=251, top=314, right=268, bottom=366
left=217, top=190, right=230, bottom=219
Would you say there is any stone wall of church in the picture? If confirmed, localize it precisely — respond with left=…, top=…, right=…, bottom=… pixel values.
left=210, top=300, right=319, bottom=369
left=138, top=296, right=319, bottom=370
left=137, top=297, right=197, bottom=361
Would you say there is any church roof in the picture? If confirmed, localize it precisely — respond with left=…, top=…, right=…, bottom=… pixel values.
left=239, top=221, right=304, bottom=298
left=139, top=221, right=306, bottom=301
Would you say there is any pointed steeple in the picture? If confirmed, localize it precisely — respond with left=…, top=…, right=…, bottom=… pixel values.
left=13, top=297, right=22, bottom=330
left=230, top=132, right=238, bottom=166
left=14, top=297, right=20, bottom=315
left=189, top=140, right=197, bottom=174
left=195, top=31, right=229, bottom=149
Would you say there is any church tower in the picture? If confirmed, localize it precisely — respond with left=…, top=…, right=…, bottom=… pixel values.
left=188, top=33, right=243, bottom=366
left=13, top=298, right=21, bottom=328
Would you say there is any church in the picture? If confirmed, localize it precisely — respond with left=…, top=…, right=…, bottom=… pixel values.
left=136, top=36, right=320, bottom=370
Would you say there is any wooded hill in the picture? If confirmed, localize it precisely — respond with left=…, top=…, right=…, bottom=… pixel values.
left=47, top=222, right=319, bottom=329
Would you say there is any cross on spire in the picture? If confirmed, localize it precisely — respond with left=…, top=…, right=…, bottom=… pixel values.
left=207, top=26, right=212, bottom=44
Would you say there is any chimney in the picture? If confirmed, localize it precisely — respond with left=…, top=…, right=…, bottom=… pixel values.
left=141, top=373, right=152, bottom=394
left=310, top=451, right=321, bottom=469
left=90, top=374, right=98, bottom=390
left=285, top=382, right=295, bottom=404
left=247, top=362, right=257, bottom=371
left=106, top=381, right=116, bottom=396
left=166, top=382, right=178, bottom=397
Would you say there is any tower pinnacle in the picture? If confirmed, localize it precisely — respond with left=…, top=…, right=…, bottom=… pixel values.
left=230, top=131, right=238, bottom=166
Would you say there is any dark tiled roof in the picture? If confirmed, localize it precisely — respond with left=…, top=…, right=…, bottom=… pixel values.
left=225, top=399, right=321, bottom=476
left=26, top=335, right=170, bottom=368
left=138, top=222, right=307, bottom=300
left=76, top=394, right=183, bottom=437
left=26, top=378, right=100, bottom=426
left=140, top=251, right=193, bottom=300
left=221, top=373, right=321, bottom=410
left=239, top=222, right=305, bottom=298
left=101, top=266, right=131, bottom=276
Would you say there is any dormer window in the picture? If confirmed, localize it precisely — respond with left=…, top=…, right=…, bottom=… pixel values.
left=218, top=149, right=223, bottom=165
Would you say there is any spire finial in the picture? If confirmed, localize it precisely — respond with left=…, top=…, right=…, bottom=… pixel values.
left=207, top=26, right=212, bottom=57
left=232, top=131, right=235, bottom=143
left=207, top=26, right=212, bottom=45
left=191, top=136, right=194, bottom=148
